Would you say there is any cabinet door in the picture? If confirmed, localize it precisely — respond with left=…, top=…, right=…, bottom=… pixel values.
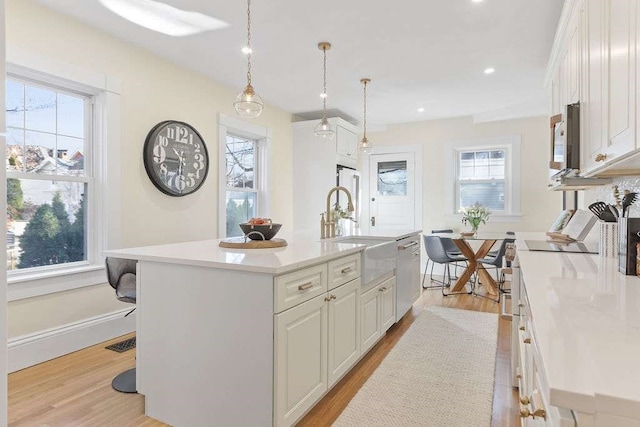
left=360, top=285, right=381, bottom=354
left=336, top=125, right=357, bottom=168
left=274, top=294, right=328, bottom=427
left=380, top=277, right=396, bottom=333
left=568, top=12, right=581, bottom=104
left=327, top=278, right=361, bottom=387
left=347, top=129, right=358, bottom=159
left=336, top=125, right=350, bottom=157
left=606, top=0, right=636, bottom=157
left=585, top=0, right=607, bottom=171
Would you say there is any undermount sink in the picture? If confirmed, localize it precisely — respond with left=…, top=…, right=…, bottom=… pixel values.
left=334, top=236, right=397, bottom=284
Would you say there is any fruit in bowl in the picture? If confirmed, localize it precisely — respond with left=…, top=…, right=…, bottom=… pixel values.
left=239, top=218, right=282, bottom=240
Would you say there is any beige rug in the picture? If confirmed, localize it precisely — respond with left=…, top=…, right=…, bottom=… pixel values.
left=333, top=306, right=498, bottom=427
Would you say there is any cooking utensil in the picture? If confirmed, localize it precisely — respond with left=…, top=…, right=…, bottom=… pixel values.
left=622, top=192, right=638, bottom=217
left=608, top=204, right=620, bottom=220
left=588, top=202, right=610, bottom=220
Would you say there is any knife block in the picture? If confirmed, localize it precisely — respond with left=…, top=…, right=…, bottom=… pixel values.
left=618, top=218, right=640, bottom=275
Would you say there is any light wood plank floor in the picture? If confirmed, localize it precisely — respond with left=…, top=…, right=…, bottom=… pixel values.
left=8, top=280, right=519, bottom=427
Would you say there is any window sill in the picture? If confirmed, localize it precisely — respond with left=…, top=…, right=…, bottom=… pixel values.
left=8, top=264, right=106, bottom=302
left=448, top=213, right=523, bottom=223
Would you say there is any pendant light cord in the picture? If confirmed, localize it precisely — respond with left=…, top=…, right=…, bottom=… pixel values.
left=322, top=45, right=328, bottom=119
left=246, top=0, right=252, bottom=86
left=362, top=80, right=368, bottom=139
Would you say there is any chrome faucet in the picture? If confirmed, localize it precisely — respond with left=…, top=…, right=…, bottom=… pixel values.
left=321, top=186, right=355, bottom=239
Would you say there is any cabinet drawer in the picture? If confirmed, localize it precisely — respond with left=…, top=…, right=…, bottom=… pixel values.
left=328, top=253, right=361, bottom=290
left=275, top=264, right=328, bottom=313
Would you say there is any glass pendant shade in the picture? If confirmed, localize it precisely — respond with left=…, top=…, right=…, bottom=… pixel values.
left=358, top=136, right=371, bottom=153
left=314, top=117, right=335, bottom=141
left=234, top=84, right=263, bottom=118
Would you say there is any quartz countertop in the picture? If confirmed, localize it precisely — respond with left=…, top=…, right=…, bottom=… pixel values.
left=515, top=232, right=640, bottom=419
left=104, top=233, right=365, bottom=275
left=339, top=228, right=422, bottom=241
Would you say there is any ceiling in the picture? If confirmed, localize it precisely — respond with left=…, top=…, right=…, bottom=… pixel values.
left=38, top=0, right=563, bottom=126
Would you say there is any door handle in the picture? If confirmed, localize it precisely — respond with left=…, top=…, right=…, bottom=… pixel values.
left=371, top=216, right=376, bottom=226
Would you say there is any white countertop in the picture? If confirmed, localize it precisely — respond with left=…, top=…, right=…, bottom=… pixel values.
left=341, top=228, right=422, bottom=240
left=104, top=229, right=422, bottom=275
left=104, top=233, right=368, bottom=275
left=515, top=232, right=640, bottom=419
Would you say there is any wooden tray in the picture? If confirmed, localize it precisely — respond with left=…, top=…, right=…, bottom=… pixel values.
left=219, top=237, right=288, bottom=249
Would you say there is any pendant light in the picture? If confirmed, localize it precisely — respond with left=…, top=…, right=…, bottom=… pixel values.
left=358, top=78, right=372, bottom=153
left=234, top=0, right=264, bottom=118
left=314, top=42, right=335, bottom=141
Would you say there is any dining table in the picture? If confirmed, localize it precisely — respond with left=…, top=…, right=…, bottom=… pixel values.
left=433, top=232, right=515, bottom=297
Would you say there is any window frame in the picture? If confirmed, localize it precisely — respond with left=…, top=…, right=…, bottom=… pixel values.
left=6, top=47, right=121, bottom=301
left=445, top=135, right=521, bottom=223
left=456, top=148, right=508, bottom=214
left=217, top=114, right=270, bottom=238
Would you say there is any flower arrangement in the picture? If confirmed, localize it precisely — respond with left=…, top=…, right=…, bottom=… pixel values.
left=332, top=202, right=355, bottom=222
left=459, top=202, right=491, bottom=233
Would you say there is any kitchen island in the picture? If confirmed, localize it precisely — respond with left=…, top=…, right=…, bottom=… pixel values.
left=105, top=234, right=386, bottom=426
left=513, top=232, right=640, bottom=426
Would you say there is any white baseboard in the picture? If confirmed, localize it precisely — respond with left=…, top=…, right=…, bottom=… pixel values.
left=8, top=308, right=135, bottom=373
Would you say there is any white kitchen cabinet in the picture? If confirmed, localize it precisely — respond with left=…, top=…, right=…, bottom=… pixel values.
left=275, top=293, right=328, bottom=427
left=293, top=117, right=360, bottom=233
left=605, top=0, right=636, bottom=159
left=336, top=124, right=357, bottom=168
left=327, top=278, right=360, bottom=387
left=360, top=274, right=396, bottom=354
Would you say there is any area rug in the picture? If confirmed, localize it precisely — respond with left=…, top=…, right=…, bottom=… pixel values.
left=332, top=306, right=498, bottom=427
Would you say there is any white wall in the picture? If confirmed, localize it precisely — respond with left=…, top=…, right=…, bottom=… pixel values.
left=5, top=0, right=293, bottom=338
left=367, top=115, right=562, bottom=234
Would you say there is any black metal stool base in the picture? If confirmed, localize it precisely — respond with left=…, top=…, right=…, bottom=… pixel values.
left=112, top=367, right=136, bottom=393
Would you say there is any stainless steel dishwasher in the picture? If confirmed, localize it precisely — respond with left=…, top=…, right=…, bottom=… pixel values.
left=396, top=235, right=421, bottom=321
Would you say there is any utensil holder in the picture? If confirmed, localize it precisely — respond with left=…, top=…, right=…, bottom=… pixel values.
left=599, top=222, right=618, bottom=258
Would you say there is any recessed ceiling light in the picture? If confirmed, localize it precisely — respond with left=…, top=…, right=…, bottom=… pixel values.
left=241, top=46, right=252, bottom=54
left=320, top=93, right=328, bottom=98
left=98, top=0, right=229, bottom=37
left=472, top=0, right=484, bottom=3
left=417, top=108, right=425, bottom=112
left=484, top=68, right=495, bottom=74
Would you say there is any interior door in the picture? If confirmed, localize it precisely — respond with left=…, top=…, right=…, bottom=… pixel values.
left=368, top=152, right=415, bottom=230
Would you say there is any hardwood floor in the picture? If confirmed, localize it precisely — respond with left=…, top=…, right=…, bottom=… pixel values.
left=8, top=281, right=519, bottom=427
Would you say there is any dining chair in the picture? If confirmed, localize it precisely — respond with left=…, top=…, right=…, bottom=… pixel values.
left=422, top=235, right=470, bottom=295
left=476, top=237, right=516, bottom=300
left=423, top=229, right=466, bottom=288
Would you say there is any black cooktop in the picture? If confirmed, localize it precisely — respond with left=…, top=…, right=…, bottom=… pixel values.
left=524, top=240, right=599, bottom=254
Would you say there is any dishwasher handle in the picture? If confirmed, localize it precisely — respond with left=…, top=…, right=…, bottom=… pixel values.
left=398, top=241, right=419, bottom=250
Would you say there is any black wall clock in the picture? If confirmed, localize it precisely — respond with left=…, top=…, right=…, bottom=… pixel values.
left=143, top=120, right=209, bottom=197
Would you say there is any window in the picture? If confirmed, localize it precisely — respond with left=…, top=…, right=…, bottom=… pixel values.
left=5, top=49, right=121, bottom=301
left=218, top=115, right=269, bottom=238
left=446, top=136, right=521, bottom=220
left=225, top=134, right=260, bottom=237
left=6, top=77, right=90, bottom=271
left=377, top=160, right=407, bottom=196
left=457, top=149, right=505, bottom=211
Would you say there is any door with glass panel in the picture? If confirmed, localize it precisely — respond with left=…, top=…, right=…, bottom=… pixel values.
left=368, top=153, right=415, bottom=230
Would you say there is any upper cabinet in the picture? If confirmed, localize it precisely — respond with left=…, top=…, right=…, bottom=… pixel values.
left=548, top=0, right=640, bottom=177
left=336, top=125, right=358, bottom=168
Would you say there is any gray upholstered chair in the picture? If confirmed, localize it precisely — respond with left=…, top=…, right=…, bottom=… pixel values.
left=477, top=237, right=516, bottom=299
left=423, top=230, right=466, bottom=289
left=105, top=257, right=137, bottom=393
left=422, top=235, right=470, bottom=296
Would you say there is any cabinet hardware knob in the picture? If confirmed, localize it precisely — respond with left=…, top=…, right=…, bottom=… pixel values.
left=341, top=267, right=352, bottom=274
left=520, top=396, right=530, bottom=405
left=298, top=282, right=313, bottom=291
left=520, top=408, right=531, bottom=418
left=331, top=294, right=337, bottom=300
left=518, top=302, right=524, bottom=308
left=523, top=337, right=531, bottom=344
left=324, top=296, right=332, bottom=302
left=379, top=286, right=387, bottom=292
left=520, top=406, right=546, bottom=420
left=519, top=325, right=525, bottom=331
left=595, top=153, right=607, bottom=162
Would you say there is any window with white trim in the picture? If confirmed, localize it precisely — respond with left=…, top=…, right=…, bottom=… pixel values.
left=218, top=115, right=269, bottom=238
left=446, top=135, right=521, bottom=219
left=3, top=53, right=120, bottom=301
left=6, top=76, right=92, bottom=272
left=225, top=133, right=262, bottom=237
left=457, top=149, right=506, bottom=211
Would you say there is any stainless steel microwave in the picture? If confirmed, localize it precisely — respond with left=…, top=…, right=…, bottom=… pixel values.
left=549, top=102, right=580, bottom=171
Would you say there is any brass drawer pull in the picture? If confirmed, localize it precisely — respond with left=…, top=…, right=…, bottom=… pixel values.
left=379, top=286, right=387, bottom=292
left=398, top=241, right=419, bottom=250
left=523, top=337, right=531, bottom=344
left=298, top=282, right=313, bottom=291
left=595, top=153, right=607, bottom=162
left=341, top=267, right=353, bottom=274
left=520, top=396, right=530, bottom=405
left=324, top=296, right=332, bottom=302
left=519, top=325, right=525, bottom=331
left=520, top=391, right=546, bottom=420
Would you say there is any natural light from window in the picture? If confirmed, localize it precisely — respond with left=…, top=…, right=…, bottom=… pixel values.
left=457, top=149, right=506, bottom=211
left=225, top=134, right=259, bottom=237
